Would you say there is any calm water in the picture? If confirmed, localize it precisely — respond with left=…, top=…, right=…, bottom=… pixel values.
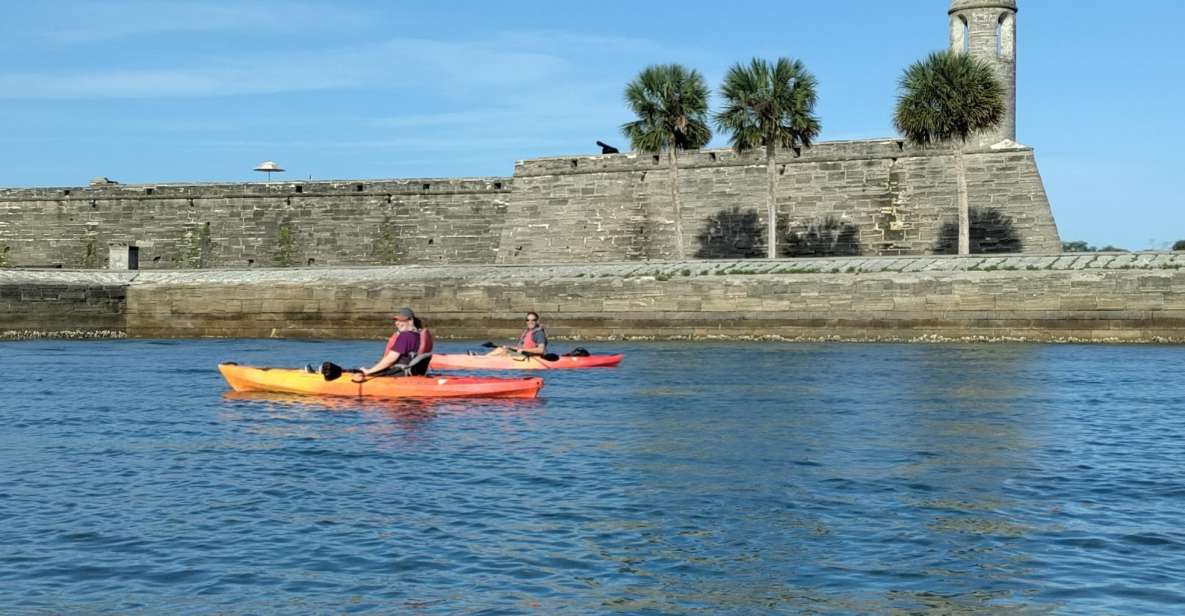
left=2, top=339, right=1184, bottom=615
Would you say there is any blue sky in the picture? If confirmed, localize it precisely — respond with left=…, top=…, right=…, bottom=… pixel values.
left=1, top=0, right=1182, bottom=250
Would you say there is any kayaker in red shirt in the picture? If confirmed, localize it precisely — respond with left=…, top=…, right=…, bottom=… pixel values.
left=490, top=311, right=548, bottom=357
left=354, top=307, right=422, bottom=380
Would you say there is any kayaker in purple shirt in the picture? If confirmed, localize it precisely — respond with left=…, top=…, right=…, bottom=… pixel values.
left=354, top=307, right=421, bottom=381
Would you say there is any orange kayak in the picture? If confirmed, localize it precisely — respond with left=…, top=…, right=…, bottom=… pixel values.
left=430, top=353, right=624, bottom=371
left=218, top=363, right=543, bottom=399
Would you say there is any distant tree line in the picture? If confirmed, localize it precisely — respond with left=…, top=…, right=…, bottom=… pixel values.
left=1062, top=241, right=1129, bottom=253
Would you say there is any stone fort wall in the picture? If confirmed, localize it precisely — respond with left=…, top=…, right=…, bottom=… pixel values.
left=0, top=140, right=1060, bottom=269
left=5, top=253, right=1185, bottom=343
left=0, top=178, right=511, bottom=269
left=500, top=140, right=1060, bottom=263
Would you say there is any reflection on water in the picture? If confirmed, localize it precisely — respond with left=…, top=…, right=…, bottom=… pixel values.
left=1, top=339, right=1183, bottom=614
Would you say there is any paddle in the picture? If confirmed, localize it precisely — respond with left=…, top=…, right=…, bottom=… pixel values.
left=319, top=361, right=362, bottom=381
left=480, top=341, right=560, bottom=362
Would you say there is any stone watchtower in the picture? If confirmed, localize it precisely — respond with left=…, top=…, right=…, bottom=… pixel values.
left=949, top=0, right=1017, bottom=147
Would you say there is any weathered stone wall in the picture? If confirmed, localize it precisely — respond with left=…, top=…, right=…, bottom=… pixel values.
left=7, top=254, right=1185, bottom=343
left=499, top=140, right=1060, bottom=263
left=0, top=271, right=131, bottom=337
left=0, top=178, right=511, bottom=269
left=0, top=140, right=1059, bottom=270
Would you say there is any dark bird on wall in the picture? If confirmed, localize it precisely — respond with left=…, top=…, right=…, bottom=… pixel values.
left=596, top=141, right=620, bottom=154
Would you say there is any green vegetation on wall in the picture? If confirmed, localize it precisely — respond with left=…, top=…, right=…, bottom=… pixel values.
left=0, top=245, right=8, bottom=268
left=180, top=222, right=212, bottom=268
left=370, top=216, right=399, bottom=265
left=273, top=224, right=298, bottom=267
left=80, top=236, right=98, bottom=268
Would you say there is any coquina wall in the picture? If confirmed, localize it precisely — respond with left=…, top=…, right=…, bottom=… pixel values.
left=499, top=140, right=1060, bottom=263
left=0, top=178, right=510, bottom=269
left=0, top=140, right=1059, bottom=269
left=0, top=271, right=130, bottom=336
left=6, top=253, right=1185, bottom=343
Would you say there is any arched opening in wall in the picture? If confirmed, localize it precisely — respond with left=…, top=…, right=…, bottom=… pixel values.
left=307, top=258, right=315, bottom=266
left=952, top=14, right=969, bottom=53
left=998, top=13, right=1015, bottom=60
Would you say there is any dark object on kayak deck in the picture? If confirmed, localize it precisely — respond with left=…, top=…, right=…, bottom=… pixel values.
left=565, top=347, right=591, bottom=357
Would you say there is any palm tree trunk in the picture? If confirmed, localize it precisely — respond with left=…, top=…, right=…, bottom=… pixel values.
left=766, top=144, right=778, bottom=259
left=955, top=146, right=970, bottom=255
left=668, top=148, right=686, bottom=260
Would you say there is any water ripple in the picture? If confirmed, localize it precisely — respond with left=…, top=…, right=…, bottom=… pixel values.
left=2, top=340, right=1184, bottom=613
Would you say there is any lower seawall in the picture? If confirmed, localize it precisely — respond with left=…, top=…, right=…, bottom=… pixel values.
left=5, top=253, right=1185, bottom=343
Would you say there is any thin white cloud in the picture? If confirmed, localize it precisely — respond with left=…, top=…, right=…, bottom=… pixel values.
left=0, top=36, right=567, bottom=99
left=3, top=1, right=379, bottom=46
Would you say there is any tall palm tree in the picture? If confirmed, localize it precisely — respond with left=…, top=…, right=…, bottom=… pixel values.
left=894, top=50, right=1004, bottom=255
left=715, top=57, right=821, bottom=259
left=622, top=64, right=711, bottom=260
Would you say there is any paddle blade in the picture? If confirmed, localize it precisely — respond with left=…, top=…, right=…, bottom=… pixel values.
left=320, top=362, right=344, bottom=381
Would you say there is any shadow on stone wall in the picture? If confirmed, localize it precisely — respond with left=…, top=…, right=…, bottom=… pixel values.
left=782, top=216, right=861, bottom=258
left=694, top=207, right=767, bottom=259
left=934, top=207, right=1023, bottom=254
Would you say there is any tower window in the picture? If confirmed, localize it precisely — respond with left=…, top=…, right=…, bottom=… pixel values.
left=951, top=14, right=969, bottom=53
left=996, top=18, right=1003, bottom=57
left=998, top=13, right=1015, bottom=60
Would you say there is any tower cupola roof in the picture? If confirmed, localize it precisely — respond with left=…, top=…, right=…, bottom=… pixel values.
left=949, top=0, right=1017, bottom=13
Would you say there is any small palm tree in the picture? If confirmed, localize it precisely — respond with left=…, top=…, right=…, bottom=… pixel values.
left=894, top=50, right=1004, bottom=255
left=716, top=57, right=821, bottom=259
left=622, top=64, right=711, bottom=260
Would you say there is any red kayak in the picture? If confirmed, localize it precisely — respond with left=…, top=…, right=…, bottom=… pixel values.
left=430, top=353, right=623, bottom=371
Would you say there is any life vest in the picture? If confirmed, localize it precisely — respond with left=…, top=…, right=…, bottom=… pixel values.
left=518, top=326, right=545, bottom=349
left=418, top=328, right=434, bottom=355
